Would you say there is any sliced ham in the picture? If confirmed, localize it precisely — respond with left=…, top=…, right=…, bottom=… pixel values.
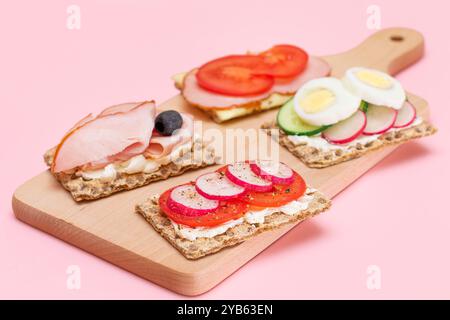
left=67, top=113, right=95, bottom=134
left=181, top=56, right=330, bottom=109
left=145, top=113, right=194, bottom=159
left=52, top=101, right=156, bottom=173
left=98, top=102, right=144, bottom=117
left=66, top=102, right=143, bottom=135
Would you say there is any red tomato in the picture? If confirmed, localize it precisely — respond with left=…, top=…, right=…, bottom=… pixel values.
left=215, top=165, right=228, bottom=174
left=238, top=172, right=306, bottom=207
left=159, top=187, right=249, bottom=228
left=253, top=45, right=309, bottom=78
left=196, top=55, right=274, bottom=96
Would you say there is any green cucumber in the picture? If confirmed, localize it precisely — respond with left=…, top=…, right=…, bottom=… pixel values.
left=276, top=99, right=329, bottom=136
left=360, top=100, right=369, bottom=112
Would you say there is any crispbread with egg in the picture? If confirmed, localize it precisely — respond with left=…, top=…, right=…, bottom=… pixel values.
left=43, top=139, right=217, bottom=201
left=262, top=120, right=437, bottom=168
left=136, top=188, right=331, bottom=260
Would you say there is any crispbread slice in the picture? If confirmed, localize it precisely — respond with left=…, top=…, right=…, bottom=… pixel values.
left=173, top=72, right=292, bottom=123
left=136, top=189, right=331, bottom=260
left=262, top=120, right=437, bottom=168
left=44, top=139, right=217, bottom=201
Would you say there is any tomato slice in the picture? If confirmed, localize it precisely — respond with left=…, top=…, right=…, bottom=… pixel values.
left=253, top=45, right=309, bottom=78
left=216, top=165, right=228, bottom=174
left=196, top=55, right=274, bottom=96
left=159, top=187, right=249, bottom=228
left=238, top=172, right=306, bottom=207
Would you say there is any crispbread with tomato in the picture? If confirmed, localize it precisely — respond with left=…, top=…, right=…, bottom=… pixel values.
left=173, top=45, right=331, bottom=123
left=136, top=161, right=331, bottom=259
left=263, top=67, right=437, bottom=168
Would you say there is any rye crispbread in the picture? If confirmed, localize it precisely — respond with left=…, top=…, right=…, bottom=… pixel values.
left=44, top=139, right=217, bottom=201
left=262, top=120, right=437, bottom=168
left=136, top=189, right=331, bottom=260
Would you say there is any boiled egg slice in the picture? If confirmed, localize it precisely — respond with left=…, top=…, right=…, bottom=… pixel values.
left=343, top=67, right=405, bottom=110
left=293, top=77, right=361, bottom=126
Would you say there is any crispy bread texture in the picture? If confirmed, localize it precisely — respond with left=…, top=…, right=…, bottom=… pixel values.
left=262, top=121, right=437, bottom=168
left=44, top=139, right=217, bottom=201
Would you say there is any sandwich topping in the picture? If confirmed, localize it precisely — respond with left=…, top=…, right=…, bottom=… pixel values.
left=157, top=161, right=315, bottom=241
left=277, top=67, right=421, bottom=149
left=79, top=140, right=194, bottom=181
left=196, top=45, right=309, bottom=96
left=51, top=102, right=196, bottom=180
left=180, top=45, right=331, bottom=110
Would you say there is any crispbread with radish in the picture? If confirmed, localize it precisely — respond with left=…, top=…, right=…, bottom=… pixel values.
left=265, top=64, right=437, bottom=168
left=136, top=187, right=330, bottom=260
left=136, top=161, right=331, bottom=259
left=263, top=119, right=436, bottom=168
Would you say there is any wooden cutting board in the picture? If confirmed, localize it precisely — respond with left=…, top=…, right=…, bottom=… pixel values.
left=12, top=28, right=429, bottom=296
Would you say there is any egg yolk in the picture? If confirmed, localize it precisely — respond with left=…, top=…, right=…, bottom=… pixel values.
left=356, top=70, right=392, bottom=89
left=299, top=88, right=335, bottom=113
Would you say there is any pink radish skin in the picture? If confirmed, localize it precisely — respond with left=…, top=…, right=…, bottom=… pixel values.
left=393, top=101, right=416, bottom=128
left=195, top=172, right=245, bottom=200
left=226, top=162, right=273, bottom=192
left=168, top=184, right=218, bottom=217
left=322, top=110, right=367, bottom=145
left=250, top=161, right=294, bottom=185
left=363, top=104, right=398, bottom=135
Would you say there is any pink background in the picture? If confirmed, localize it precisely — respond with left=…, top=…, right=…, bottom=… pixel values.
left=1, top=0, right=449, bottom=299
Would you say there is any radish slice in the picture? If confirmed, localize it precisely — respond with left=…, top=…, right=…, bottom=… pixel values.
left=393, top=101, right=416, bottom=128
left=322, top=110, right=367, bottom=144
left=250, top=160, right=294, bottom=185
left=167, top=184, right=218, bottom=217
left=363, top=104, right=398, bottom=135
left=195, top=172, right=245, bottom=200
left=226, top=162, right=273, bottom=192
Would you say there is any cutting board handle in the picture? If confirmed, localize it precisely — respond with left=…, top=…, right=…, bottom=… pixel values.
left=325, top=27, right=424, bottom=77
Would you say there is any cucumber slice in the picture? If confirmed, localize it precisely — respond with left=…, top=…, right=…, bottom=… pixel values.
left=276, top=99, right=328, bottom=136
left=360, top=100, right=369, bottom=113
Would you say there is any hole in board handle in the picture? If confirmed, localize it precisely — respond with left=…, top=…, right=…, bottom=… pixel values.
left=390, top=35, right=404, bottom=42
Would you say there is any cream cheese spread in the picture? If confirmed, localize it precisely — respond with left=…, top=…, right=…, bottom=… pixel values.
left=80, top=141, right=193, bottom=181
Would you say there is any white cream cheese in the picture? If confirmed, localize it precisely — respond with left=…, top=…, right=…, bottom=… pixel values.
left=80, top=141, right=193, bottom=181
left=172, top=218, right=245, bottom=242
left=80, top=164, right=117, bottom=181
left=287, top=116, right=423, bottom=152
left=244, top=192, right=314, bottom=224
left=171, top=188, right=316, bottom=241
left=287, top=134, right=380, bottom=152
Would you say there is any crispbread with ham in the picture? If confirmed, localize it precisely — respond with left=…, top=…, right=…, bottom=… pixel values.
left=45, top=101, right=217, bottom=201
left=174, top=56, right=331, bottom=123
left=44, top=139, right=216, bottom=201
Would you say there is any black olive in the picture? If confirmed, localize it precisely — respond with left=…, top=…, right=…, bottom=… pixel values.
left=154, top=110, right=183, bottom=136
